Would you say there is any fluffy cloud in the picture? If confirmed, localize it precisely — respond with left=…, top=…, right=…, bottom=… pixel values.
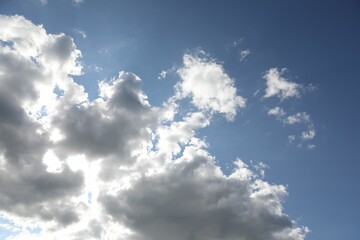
left=0, top=15, right=307, bottom=240
left=176, top=51, right=246, bottom=121
left=263, top=68, right=301, bottom=100
left=0, top=14, right=85, bottom=229
left=100, top=150, right=304, bottom=240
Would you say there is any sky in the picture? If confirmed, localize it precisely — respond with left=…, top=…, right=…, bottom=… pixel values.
left=0, top=0, right=359, bottom=239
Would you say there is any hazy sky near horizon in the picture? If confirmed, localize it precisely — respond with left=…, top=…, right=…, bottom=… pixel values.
left=0, top=1, right=359, bottom=240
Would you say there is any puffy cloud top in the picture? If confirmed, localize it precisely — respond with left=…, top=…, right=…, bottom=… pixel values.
left=176, top=52, right=246, bottom=121
left=263, top=68, right=301, bottom=100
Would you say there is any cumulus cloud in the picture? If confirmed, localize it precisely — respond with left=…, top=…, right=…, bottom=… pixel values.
left=0, top=14, right=85, bottom=229
left=100, top=152, right=304, bottom=240
left=263, top=68, right=301, bottom=100
left=0, top=15, right=308, bottom=240
left=176, top=51, right=246, bottom=121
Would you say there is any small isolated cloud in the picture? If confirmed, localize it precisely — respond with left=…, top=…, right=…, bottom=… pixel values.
left=176, top=50, right=246, bottom=121
left=157, top=70, right=168, bottom=79
left=263, top=68, right=301, bottom=100
left=74, top=29, right=86, bottom=38
left=268, top=107, right=286, bottom=118
left=39, top=0, right=84, bottom=5
left=301, top=128, right=316, bottom=140
left=288, top=135, right=296, bottom=144
left=240, top=49, right=251, bottom=61
left=284, top=112, right=311, bottom=125
left=94, top=65, right=102, bottom=72
left=73, top=0, right=84, bottom=6
left=307, top=144, right=316, bottom=150
left=227, top=38, right=243, bottom=48
left=0, top=15, right=308, bottom=240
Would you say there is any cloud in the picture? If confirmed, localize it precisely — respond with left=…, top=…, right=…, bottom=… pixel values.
left=100, top=153, right=306, bottom=240
left=284, top=112, right=311, bottom=125
left=240, top=49, right=251, bottom=61
left=268, top=107, right=286, bottom=118
left=288, top=135, right=296, bottom=144
left=0, top=15, right=308, bottom=240
left=267, top=108, right=315, bottom=147
left=226, top=38, right=243, bottom=49
left=268, top=109, right=311, bottom=126
left=263, top=68, right=301, bottom=100
left=73, top=0, right=84, bottom=5
left=176, top=50, right=246, bottom=121
left=307, top=144, right=316, bottom=150
left=158, top=70, right=168, bottom=79
left=301, top=128, right=316, bottom=141
left=74, top=29, right=87, bottom=39
left=38, top=0, right=84, bottom=6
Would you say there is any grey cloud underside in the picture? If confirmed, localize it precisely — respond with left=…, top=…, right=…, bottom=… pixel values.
left=0, top=15, right=84, bottom=228
left=0, top=15, right=307, bottom=239
left=100, top=152, right=293, bottom=240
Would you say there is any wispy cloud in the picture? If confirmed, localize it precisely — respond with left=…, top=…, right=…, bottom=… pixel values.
left=73, top=0, right=84, bottom=6
left=74, top=28, right=87, bottom=38
left=239, top=49, right=251, bottom=61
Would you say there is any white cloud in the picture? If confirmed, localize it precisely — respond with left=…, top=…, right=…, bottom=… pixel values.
left=94, top=65, right=102, bottom=72
left=0, top=15, right=308, bottom=240
left=157, top=70, right=167, bottom=79
left=288, top=135, right=296, bottom=144
left=307, top=144, right=316, bottom=150
left=240, top=49, right=251, bottom=61
left=268, top=107, right=286, bottom=118
left=263, top=68, right=301, bottom=100
left=284, top=112, right=311, bottom=125
left=74, top=29, right=87, bottom=38
left=73, top=0, right=84, bottom=5
left=301, top=128, right=316, bottom=140
left=176, top=50, right=246, bottom=121
left=39, top=0, right=84, bottom=6
left=267, top=109, right=315, bottom=147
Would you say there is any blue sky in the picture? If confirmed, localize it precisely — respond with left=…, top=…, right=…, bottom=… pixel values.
left=0, top=0, right=359, bottom=239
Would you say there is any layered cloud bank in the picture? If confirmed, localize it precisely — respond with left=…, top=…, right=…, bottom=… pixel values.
left=0, top=15, right=308, bottom=240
